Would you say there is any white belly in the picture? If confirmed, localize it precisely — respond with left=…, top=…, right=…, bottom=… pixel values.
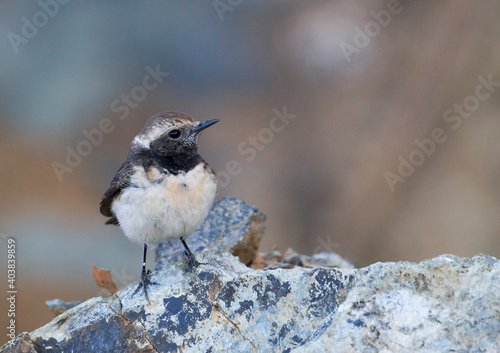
left=111, top=163, right=217, bottom=247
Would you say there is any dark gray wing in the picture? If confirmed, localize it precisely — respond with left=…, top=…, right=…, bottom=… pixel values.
left=99, top=160, right=135, bottom=224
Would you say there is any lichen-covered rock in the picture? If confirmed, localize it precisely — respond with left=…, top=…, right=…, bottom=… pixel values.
left=156, top=197, right=266, bottom=268
left=2, top=253, right=353, bottom=352
left=257, top=249, right=354, bottom=270
left=292, top=254, right=500, bottom=353
left=3, top=253, right=499, bottom=353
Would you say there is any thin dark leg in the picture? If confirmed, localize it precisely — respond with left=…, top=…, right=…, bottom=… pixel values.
left=133, top=244, right=157, bottom=302
left=141, top=243, right=148, bottom=276
left=181, top=237, right=201, bottom=271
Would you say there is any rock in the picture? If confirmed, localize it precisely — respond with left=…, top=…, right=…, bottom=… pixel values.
left=155, top=197, right=266, bottom=268
left=2, top=334, right=36, bottom=353
left=3, top=253, right=499, bottom=352
left=263, top=250, right=282, bottom=261
left=283, top=247, right=299, bottom=260
left=1, top=253, right=354, bottom=353
left=292, top=254, right=500, bottom=353
left=289, top=251, right=354, bottom=269
left=45, top=299, right=83, bottom=316
left=251, top=247, right=354, bottom=270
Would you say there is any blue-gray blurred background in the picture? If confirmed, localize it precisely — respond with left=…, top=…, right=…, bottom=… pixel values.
left=1, top=0, right=500, bottom=341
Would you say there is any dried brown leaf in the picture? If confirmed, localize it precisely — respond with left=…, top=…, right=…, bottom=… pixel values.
left=92, top=265, right=118, bottom=295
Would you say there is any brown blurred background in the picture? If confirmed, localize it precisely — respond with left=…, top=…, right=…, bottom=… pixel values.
left=1, top=0, right=500, bottom=343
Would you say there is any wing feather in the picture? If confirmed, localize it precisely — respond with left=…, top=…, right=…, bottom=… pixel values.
left=99, top=160, right=135, bottom=222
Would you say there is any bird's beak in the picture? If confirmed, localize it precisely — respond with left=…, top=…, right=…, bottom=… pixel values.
left=193, top=119, right=219, bottom=134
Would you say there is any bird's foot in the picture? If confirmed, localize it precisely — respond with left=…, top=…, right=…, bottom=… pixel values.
left=132, top=269, right=158, bottom=303
left=184, top=251, right=204, bottom=272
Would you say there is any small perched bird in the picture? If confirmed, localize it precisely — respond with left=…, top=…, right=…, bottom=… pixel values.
left=99, top=111, right=218, bottom=301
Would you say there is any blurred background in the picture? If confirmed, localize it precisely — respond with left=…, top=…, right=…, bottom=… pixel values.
left=1, top=0, right=500, bottom=342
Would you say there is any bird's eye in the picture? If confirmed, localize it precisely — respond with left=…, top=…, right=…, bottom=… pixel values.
left=169, top=129, right=181, bottom=139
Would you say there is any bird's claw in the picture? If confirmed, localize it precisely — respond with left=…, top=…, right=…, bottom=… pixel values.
left=184, top=250, right=204, bottom=272
left=132, top=269, right=158, bottom=303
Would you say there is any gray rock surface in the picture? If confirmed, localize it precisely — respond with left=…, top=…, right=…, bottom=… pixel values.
left=267, top=249, right=355, bottom=270
left=294, top=254, right=500, bottom=353
left=3, top=253, right=499, bottom=353
left=45, top=299, right=83, bottom=316
left=156, top=197, right=266, bottom=268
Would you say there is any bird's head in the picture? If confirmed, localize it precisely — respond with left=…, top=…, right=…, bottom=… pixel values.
left=132, top=111, right=219, bottom=156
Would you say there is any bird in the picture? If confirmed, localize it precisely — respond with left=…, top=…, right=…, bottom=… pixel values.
left=99, top=111, right=219, bottom=301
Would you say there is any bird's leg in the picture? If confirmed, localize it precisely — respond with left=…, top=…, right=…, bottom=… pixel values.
left=181, top=238, right=202, bottom=271
left=133, top=244, right=157, bottom=302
